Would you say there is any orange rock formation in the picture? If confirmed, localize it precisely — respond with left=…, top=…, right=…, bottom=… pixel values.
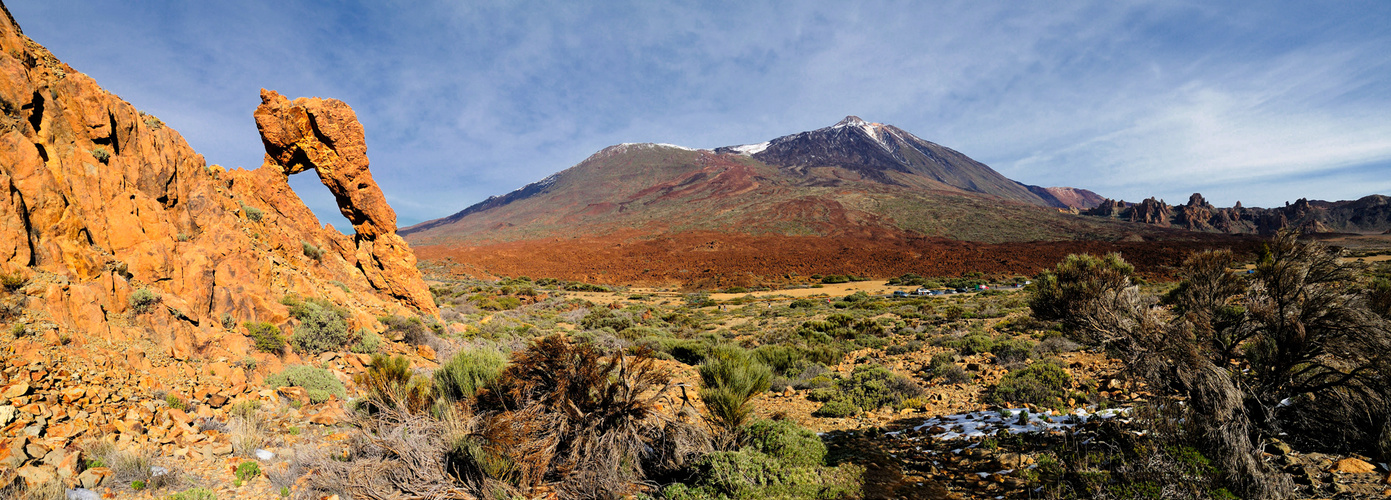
left=0, top=7, right=433, bottom=364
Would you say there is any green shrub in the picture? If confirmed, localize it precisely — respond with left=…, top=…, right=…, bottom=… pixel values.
left=129, top=288, right=159, bottom=314
left=434, top=348, right=507, bottom=403
left=663, top=418, right=861, bottom=500
left=239, top=201, right=264, bottom=222
left=356, top=354, right=434, bottom=413
left=243, top=321, right=286, bottom=353
left=301, top=241, right=324, bottom=261
left=381, top=315, right=435, bottom=345
left=812, top=399, right=859, bottom=418
left=741, top=419, right=825, bottom=467
left=91, top=146, right=110, bottom=163
left=699, top=346, right=772, bottom=433
left=990, top=337, right=1035, bottom=365
left=641, top=336, right=714, bottom=365
left=165, top=394, right=186, bottom=410
left=989, top=361, right=1072, bottom=408
left=282, top=297, right=353, bottom=355
left=0, top=268, right=26, bottom=291
left=265, top=365, right=345, bottom=404
left=788, top=299, right=819, bottom=309
left=925, top=352, right=973, bottom=384
left=169, top=487, right=217, bottom=500
left=812, top=364, right=924, bottom=417
left=350, top=329, right=381, bottom=354
left=235, top=460, right=261, bottom=482
left=580, top=308, right=634, bottom=331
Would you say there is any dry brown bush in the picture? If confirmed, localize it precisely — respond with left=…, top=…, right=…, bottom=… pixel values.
left=473, top=335, right=712, bottom=498
left=1031, top=230, right=1391, bottom=499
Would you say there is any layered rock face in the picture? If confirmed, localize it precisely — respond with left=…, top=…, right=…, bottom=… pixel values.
left=0, top=9, right=433, bottom=362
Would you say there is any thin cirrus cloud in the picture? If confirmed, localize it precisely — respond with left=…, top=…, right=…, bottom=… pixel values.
left=8, top=0, right=1389, bottom=228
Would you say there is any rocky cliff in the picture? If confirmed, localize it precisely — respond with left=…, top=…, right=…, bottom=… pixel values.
left=1082, top=193, right=1391, bottom=235
left=0, top=7, right=433, bottom=365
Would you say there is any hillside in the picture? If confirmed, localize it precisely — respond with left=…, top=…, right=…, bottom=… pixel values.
left=404, top=118, right=1121, bottom=249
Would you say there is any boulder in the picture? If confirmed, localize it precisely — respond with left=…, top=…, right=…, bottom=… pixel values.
left=1328, top=457, right=1377, bottom=474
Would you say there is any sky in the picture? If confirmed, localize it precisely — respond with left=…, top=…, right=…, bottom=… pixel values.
left=9, top=1, right=1391, bottom=228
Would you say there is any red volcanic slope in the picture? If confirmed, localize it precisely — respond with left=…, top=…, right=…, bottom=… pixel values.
left=415, top=230, right=1259, bottom=288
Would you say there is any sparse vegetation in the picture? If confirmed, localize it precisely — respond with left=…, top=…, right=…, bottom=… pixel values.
left=91, top=146, right=110, bottom=163
left=243, top=321, right=285, bottom=353
left=266, top=365, right=345, bottom=404
left=282, top=296, right=354, bottom=355
left=301, top=240, right=323, bottom=261
left=239, top=201, right=263, bottom=222
left=129, top=287, right=160, bottom=314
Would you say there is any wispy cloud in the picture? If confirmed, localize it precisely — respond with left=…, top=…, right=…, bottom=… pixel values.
left=10, top=0, right=1390, bottom=226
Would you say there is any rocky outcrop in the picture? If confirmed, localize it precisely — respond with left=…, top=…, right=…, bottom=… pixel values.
left=0, top=8, right=433, bottom=365
left=254, top=90, right=434, bottom=312
left=1081, top=192, right=1391, bottom=235
left=1126, top=198, right=1172, bottom=226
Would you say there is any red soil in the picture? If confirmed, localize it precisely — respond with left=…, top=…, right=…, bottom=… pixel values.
left=414, top=230, right=1261, bottom=288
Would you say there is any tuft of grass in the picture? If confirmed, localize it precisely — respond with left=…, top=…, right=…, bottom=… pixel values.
left=699, top=345, right=772, bottom=435
left=91, top=146, right=110, bottom=163
left=434, top=348, right=507, bottom=404
left=0, top=268, right=26, bottom=291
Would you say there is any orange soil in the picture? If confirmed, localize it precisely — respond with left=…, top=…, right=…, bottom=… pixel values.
left=415, top=230, right=1261, bottom=287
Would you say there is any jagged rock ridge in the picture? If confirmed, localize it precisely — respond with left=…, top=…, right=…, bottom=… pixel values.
left=1082, top=193, right=1391, bottom=235
left=0, top=6, right=433, bottom=363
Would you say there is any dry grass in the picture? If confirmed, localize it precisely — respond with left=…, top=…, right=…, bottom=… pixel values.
left=230, top=412, right=270, bottom=458
left=300, top=405, right=482, bottom=500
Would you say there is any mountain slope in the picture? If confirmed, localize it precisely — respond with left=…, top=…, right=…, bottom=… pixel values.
left=403, top=118, right=1146, bottom=248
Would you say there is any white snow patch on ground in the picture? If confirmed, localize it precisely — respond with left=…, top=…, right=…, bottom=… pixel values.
left=887, top=406, right=1132, bottom=441
left=728, top=141, right=770, bottom=155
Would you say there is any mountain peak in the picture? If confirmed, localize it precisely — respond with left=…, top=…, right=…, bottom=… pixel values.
left=834, top=115, right=869, bottom=127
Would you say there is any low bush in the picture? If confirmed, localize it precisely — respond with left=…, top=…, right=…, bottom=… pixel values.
left=350, top=329, right=381, bottom=354
left=355, top=354, right=434, bottom=414
left=988, top=361, right=1073, bottom=409
left=243, top=321, right=285, bottom=353
left=91, top=146, right=111, bottom=163
left=0, top=268, right=26, bottom=291
left=129, top=288, right=160, bottom=314
left=168, top=488, right=217, bottom=500
left=434, top=348, right=507, bottom=403
left=663, top=419, right=861, bottom=499
left=924, top=352, right=973, bottom=384
left=301, top=241, right=324, bottom=261
left=266, top=365, right=345, bottom=404
left=239, top=201, right=263, bottom=222
left=282, top=296, right=354, bottom=355
left=810, top=364, right=924, bottom=417
left=990, top=337, right=1035, bottom=365
left=700, top=346, right=772, bottom=434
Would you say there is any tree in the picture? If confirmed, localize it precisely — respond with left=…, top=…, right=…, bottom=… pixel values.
left=1031, top=231, right=1391, bottom=499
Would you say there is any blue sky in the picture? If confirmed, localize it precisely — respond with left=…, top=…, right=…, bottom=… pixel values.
left=10, top=1, right=1391, bottom=228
